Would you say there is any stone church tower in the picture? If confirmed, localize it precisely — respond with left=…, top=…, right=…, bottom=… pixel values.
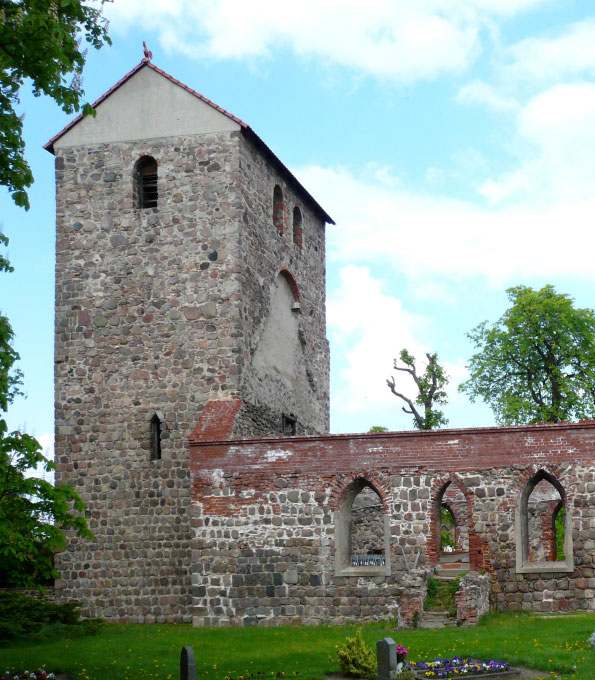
left=45, top=59, right=333, bottom=621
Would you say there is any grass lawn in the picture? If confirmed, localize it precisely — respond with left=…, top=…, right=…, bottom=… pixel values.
left=0, top=612, right=593, bottom=680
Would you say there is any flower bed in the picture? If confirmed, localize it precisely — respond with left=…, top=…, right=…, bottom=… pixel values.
left=406, top=657, right=517, bottom=679
left=1, top=672, right=55, bottom=680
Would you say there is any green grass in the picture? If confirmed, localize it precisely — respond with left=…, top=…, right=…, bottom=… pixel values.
left=0, top=612, right=593, bottom=680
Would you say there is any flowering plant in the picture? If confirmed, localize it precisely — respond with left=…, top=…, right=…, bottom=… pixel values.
left=588, top=631, right=595, bottom=649
left=396, top=645, right=408, bottom=661
left=1, top=672, right=55, bottom=680
left=402, top=657, right=510, bottom=678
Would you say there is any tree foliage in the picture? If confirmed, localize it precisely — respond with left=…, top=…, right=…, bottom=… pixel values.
left=386, top=349, right=449, bottom=430
left=0, top=0, right=111, bottom=209
left=0, top=235, right=92, bottom=588
left=459, top=285, right=595, bottom=425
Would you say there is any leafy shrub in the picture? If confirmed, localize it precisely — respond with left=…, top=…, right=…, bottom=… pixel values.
left=0, top=591, right=103, bottom=643
left=335, top=629, right=376, bottom=679
left=426, top=577, right=438, bottom=598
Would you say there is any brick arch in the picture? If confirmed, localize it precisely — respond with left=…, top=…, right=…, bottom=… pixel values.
left=278, top=268, right=301, bottom=301
left=427, top=473, right=491, bottom=571
left=135, top=151, right=161, bottom=165
left=329, top=470, right=389, bottom=513
left=509, top=465, right=573, bottom=509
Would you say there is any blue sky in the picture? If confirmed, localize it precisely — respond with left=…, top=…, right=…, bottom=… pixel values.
left=3, top=0, right=595, bottom=459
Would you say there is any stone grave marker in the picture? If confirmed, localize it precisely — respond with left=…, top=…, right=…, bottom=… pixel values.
left=181, top=645, right=197, bottom=680
left=376, top=637, right=398, bottom=680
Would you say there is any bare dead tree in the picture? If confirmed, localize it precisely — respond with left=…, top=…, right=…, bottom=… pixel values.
left=386, top=349, right=449, bottom=430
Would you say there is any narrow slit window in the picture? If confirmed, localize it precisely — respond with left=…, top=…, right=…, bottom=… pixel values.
left=273, top=184, right=284, bottom=231
left=292, top=206, right=303, bottom=247
left=150, top=413, right=162, bottom=460
left=134, top=156, right=158, bottom=209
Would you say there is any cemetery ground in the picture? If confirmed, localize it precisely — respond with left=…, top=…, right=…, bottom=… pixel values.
left=1, top=612, right=594, bottom=680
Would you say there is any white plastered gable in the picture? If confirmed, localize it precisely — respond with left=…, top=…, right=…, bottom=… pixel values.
left=53, top=65, right=241, bottom=150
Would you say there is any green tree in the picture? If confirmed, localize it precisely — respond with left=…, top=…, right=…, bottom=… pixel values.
left=459, top=285, right=595, bottom=425
left=0, top=235, right=92, bottom=588
left=0, top=0, right=111, bottom=209
left=386, top=349, right=449, bottom=430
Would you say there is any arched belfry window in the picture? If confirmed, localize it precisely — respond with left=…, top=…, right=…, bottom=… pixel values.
left=335, top=478, right=390, bottom=576
left=149, top=411, right=163, bottom=461
left=273, top=184, right=284, bottom=231
left=515, top=470, right=573, bottom=573
left=292, top=206, right=303, bottom=247
left=134, top=156, right=158, bottom=209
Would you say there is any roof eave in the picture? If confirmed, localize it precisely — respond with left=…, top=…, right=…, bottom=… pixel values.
left=242, top=127, right=335, bottom=225
left=44, top=60, right=335, bottom=225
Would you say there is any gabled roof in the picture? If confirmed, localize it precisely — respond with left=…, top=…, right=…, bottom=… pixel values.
left=44, top=59, right=334, bottom=225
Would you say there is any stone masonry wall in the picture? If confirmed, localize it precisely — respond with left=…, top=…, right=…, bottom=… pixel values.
left=54, top=131, right=247, bottom=621
left=234, top=135, right=329, bottom=436
left=190, top=412, right=595, bottom=626
left=53, top=126, right=330, bottom=621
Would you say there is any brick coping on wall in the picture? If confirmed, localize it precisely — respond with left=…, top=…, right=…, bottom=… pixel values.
left=189, top=416, right=595, bottom=447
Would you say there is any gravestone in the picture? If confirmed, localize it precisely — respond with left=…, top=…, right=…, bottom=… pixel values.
left=181, top=646, right=197, bottom=680
left=376, top=637, right=398, bottom=680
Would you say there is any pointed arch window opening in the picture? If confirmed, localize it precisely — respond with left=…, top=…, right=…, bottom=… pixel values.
left=335, top=478, right=391, bottom=576
left=435, top=481, right=470, bottom=559
left=515, top=470, right=573, bottom=574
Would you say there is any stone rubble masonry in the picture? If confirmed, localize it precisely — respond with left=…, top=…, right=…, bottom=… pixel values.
left=190, top=409, right=595, bottom=627
left=52, top=127, right=329, bottom=621
left=456, top=572, right=490, bottom=626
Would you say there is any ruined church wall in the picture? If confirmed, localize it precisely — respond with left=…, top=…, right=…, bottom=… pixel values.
left=53, top=130, right=246, bottom=621
left=190, top=421, right=595, bottom=626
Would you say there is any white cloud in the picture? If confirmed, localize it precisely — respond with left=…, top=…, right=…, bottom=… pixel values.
left=105, top=0, right=532, bottom=84
left=328, top=265, right=432, bottom=424
left=295, top=163, right=595, bottom=287
left=456, top=80, right=518, bottom=111
left=23, top=432, right=55, bottom=483
left=500, top=18, right=595, bottom=86
left=480, top=83, right=595, bottom=203
left=327, top=266, right=491, bottom=433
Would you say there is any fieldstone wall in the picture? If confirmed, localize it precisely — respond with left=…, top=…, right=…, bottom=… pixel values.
left=456, top=572, right=489, bottom=626
left=52, top=126, right=330, bottom=621
left=190, top=413, right=595, bottom=627
left=234, top=134, right=330, bottom=436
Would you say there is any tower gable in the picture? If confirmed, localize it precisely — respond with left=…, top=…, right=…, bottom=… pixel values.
left=51, top=63, right=241, bottom=150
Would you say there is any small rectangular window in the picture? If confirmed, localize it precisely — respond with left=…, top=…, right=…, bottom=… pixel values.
left=282, top=413, right=297, bottom=435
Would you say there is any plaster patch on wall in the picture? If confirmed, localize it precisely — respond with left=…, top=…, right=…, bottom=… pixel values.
left=209, top=468, right=225, bottom=486
left=265, top=449, right=294, bottom=462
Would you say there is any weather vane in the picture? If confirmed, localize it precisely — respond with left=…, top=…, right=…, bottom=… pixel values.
left=143, top=41, right=153, bottom=61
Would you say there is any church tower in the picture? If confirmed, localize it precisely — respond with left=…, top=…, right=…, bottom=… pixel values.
left=46, top=59, right=332, bottom=621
